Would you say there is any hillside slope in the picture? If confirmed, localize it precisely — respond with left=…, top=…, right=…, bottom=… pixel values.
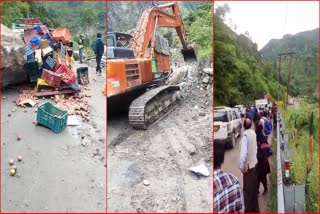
left=260, top=28, right=318, bottom=99
left=214, top=5, right=285, bottom=106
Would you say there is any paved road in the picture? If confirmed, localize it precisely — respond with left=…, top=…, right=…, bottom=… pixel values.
left=221, top=124, right=272, bottom=212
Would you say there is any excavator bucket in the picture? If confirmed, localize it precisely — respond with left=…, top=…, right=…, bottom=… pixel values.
left=181, top=48, right=197, bottom=62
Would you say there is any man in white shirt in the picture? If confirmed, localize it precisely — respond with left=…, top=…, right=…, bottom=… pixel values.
left=239, top=118, right=260, bottom=212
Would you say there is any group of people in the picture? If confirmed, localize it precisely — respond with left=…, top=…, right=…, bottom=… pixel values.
left=214, top=105, right=275, bottom=212
left=77, top=33, right=105, bottom=76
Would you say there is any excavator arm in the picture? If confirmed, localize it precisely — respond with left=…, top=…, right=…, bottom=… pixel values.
left=130, top=2, right=196, bottom=61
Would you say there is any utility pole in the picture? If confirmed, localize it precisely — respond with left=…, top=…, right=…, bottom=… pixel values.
left=277, top=52, right=295, bottom=110
left=286, top=53, right=293, bottom=110
left=277, top=55, right=282, bottom=101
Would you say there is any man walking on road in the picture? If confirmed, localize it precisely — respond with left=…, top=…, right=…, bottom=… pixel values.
left=240, top=118, right=260, bottom=212
left=214, top=142, right=244, bottom=213
left=94, top=33, right=105, bottom=76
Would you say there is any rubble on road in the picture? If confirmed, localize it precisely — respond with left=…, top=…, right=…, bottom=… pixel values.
left=189, top=164, right=210, bottom=177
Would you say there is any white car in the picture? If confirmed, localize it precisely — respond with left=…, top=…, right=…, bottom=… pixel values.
left=235, top=104, right=245, bottom=117
left=214, top=106, right=242, bottom=148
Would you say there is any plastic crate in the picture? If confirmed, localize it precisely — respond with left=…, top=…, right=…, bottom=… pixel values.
left=35, top=78, right=51, bottom=91
left=37, top=102, right=68, bottom=133
left=45, top=56, right=55, bottom=70
left=56, top=64, right=77, bottom=86
left=41, top=69, right=62, bottom=88
left=76, top=67, right=89, bottom=84
left=24, top=58, right=39, bottom=83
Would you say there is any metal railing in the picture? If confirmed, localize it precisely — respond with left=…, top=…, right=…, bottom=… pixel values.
left=277, top=112, right=285, bottom=212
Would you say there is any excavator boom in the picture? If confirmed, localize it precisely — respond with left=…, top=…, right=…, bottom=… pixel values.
left=130, top=2, right=197, bottom=61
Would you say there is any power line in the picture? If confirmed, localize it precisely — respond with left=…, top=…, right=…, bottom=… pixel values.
left=282, top=2, right=289, bottom=37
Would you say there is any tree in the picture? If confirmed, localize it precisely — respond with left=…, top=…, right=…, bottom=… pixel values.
left=81, top=9, right=98, bottom=48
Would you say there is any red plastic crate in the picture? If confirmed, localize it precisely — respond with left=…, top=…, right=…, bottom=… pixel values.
left=41, top=69, right=62, bottom=88
left=55, top=64, right=77, bottom=86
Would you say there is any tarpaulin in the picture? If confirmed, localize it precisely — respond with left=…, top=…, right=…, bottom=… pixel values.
left=52, top=28, right=71, bottom=43
left=29, top=36, right=41, bottom=47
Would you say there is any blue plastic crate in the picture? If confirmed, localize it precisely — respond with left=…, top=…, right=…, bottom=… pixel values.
left=60, top=45, right=66, bottom=57
left=45, top=56, right=55, bottom=70
left=26, top=45, right=35, bottom=60
left=37, top=102, right=68, bottom=133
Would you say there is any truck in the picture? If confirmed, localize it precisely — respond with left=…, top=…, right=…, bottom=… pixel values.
left=106, top=2, right=197, bottom=129
left=255, top=99, right=268, bottom=111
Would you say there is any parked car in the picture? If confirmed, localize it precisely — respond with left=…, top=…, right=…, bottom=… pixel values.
left=214, top=106, right=242, bottom=148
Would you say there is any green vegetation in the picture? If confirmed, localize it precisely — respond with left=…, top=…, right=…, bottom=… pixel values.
left=214, top=4, right=286, bottom=106
left=282, top=100, right=318, bottom=212
left=261, top=29, right=318, bottom=101
left=2, top=2, right=59, bottom=28
left=2, top=2, right=106, bottom=54
left=185, top=3, right=212, bottom=59
left=267, top=139, right=277, bottom=212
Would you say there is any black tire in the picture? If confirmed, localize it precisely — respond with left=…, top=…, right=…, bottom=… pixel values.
left=230, top=132, right=236, bottom=148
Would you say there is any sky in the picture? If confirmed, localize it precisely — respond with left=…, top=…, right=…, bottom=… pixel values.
left=215, top=1, right=319, bottom=50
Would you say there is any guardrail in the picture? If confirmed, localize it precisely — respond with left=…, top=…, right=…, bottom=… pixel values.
left=277, top=112, right=285, bottom=212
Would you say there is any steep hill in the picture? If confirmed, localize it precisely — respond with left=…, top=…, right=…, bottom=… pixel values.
left=214, top=5, right=285, bottom=106
left=107, top=2, right=202, bottom=32
left=260, top=28, right=318, bottom=99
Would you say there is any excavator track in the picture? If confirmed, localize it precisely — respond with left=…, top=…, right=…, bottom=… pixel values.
left=128, top=85, right=181, bottom=130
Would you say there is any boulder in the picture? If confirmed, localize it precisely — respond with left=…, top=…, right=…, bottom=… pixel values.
left=1, top=24, right=27, bottom=88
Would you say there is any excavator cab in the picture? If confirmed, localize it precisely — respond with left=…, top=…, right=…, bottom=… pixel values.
left=107, top=32, right=135, bottom=59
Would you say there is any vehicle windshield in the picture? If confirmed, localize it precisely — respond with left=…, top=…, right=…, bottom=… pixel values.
left=107, top=36, right=114, bottom=47
left=214, top=111, right=229, bottom=122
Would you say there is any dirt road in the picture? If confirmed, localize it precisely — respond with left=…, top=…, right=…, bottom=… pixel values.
left=1, top=61, right=106, bottom=212
left=222, top=124, right=271, bottom=212
left=107, top=70, right=213, bottom=212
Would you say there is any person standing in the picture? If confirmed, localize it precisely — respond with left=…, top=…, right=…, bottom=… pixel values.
left=239, top=118, right=260, bottom=212
left=214, top=142, right=244, bottom=213
left=78, top=34, right=84, bottom=64
left=93, top=33, right=105, bottom=76
left=256, top=111, right=271, bottom=195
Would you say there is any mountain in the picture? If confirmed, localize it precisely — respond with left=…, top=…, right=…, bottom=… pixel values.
left=260, top=28, right=318, bottom=99
left=107, top=2, right=202, bottom=32
left=214, top=5, right=285, bottom=106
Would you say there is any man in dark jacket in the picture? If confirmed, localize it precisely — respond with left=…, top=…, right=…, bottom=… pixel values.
left=94, top=33, right=104, bottom=76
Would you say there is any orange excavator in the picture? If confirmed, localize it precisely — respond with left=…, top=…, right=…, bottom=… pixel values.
left=106, top=2, right=197, bottom=129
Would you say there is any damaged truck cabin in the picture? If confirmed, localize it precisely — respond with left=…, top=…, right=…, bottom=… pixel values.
left=106, top=2, right=197, bottom=130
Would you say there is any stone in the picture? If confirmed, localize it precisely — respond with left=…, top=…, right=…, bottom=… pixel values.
left=143, top=179, right=150, bottom=186
left=185, top=143, right=196, bottom=155
left=1, top=24, right=27, bottom=88
left=189, top=164, right=210, bottom=177
left=202, top=76, right=210, bottom=84
left=203, top=68, right=213, bottom=76
left=199, top=112, right=206, bottom=117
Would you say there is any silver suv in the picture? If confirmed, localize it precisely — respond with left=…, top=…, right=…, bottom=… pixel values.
left=214, top=106, right=242, bottom=148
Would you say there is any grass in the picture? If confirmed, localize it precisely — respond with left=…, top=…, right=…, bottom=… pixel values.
left=281, top=100, right=318, bottom=212
left=267, top=138, right=277, bottom=212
